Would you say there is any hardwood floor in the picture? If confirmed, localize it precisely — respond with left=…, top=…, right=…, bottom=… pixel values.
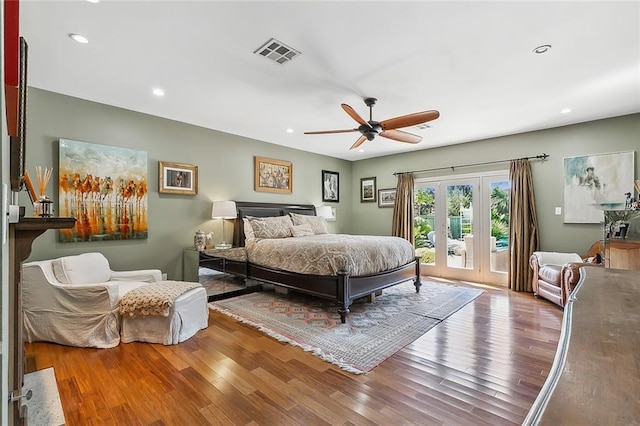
left=25, top=278, right=563, bottom=425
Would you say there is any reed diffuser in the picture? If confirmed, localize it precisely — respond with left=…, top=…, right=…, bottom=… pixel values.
left=26, top=166, right=53, bottom=217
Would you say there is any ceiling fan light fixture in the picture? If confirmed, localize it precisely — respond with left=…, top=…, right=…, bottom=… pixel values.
left=254, top=38, right=301, bottom=65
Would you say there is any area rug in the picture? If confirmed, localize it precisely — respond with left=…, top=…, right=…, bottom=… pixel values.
left=209, top=280, right=483, bottom=374
left=23, top=367, right=65, bottom=425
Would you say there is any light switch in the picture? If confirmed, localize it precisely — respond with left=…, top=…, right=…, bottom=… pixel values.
left=555, top=207, right=562, bottom=215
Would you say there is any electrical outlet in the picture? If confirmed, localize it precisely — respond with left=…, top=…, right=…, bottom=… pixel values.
left=555, top=207, right=562, bottom=215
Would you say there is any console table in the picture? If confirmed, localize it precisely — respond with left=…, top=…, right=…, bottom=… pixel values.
left=524, top=266, right=640, bottom=425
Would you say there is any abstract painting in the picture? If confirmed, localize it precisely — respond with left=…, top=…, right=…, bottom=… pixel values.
left=563, top=151, right=634, bottom=223
left=58, top=139, right=148, bottom=242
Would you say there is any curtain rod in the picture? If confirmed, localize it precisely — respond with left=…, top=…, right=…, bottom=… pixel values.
left=393, top=153, right=549, bottom=176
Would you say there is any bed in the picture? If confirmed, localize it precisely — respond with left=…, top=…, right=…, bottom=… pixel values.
left=227, top=201, right=421, bottom=323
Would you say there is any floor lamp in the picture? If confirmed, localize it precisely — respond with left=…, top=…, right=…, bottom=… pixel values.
left=212, top=200, right=236, bottom=249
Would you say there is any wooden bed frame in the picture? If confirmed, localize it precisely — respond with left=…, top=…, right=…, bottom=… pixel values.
left=231, top=201, right=422, bottom=323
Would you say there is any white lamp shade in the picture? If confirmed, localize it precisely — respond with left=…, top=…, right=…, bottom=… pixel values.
left=212, top=200, right=237, bottom=219
left=315, top=205, right=333, bottom=220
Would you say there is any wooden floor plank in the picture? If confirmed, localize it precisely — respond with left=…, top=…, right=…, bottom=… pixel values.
left=25, top=278, right=562, bottom=425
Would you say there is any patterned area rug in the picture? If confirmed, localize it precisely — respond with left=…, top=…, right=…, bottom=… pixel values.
left=209, top=280, right=483, bottom=374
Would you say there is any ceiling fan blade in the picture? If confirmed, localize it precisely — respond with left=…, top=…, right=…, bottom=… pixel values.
left=380, top=110, right=440, bottom=130
left=380, top=129, right=422, bottom=144
left=350, top=135, right=368, bottom=150
left=341, top=104, right=371, bottom=128
left=304, top=128, right=359, bottom=135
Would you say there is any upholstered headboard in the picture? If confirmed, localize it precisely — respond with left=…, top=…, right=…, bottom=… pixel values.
left=232, top=201, right=316, bottom=247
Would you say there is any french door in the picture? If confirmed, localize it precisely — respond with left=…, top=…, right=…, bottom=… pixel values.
left=415, top=172, right=510, bottom=285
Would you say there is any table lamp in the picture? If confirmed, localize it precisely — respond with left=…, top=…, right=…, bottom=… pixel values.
left=315, top=205, right=335, bottom=221
left=212, top=200, right=236, bottom=249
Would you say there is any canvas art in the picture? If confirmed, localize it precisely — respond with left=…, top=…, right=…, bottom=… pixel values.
left=563, top=151, right=635, bottom=223
left=58, top=139, right=148, bottom=242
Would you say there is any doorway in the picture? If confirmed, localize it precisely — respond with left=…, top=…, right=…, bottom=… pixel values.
left=414, top=172, right=510, bottom=285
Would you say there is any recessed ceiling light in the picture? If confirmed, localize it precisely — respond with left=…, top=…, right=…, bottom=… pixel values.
left=69, top=33, right=89, bottom=44
left=86, top=0, right=100, bottom=3
left=533, top=44, right=552, bottom=54
left=286, top=128, right=294, bottom=134
left=358, top=149, right=365, bottom=153
left=560, top=107, right=571, bottom=114
left=152, top=88, right=165, bottom=97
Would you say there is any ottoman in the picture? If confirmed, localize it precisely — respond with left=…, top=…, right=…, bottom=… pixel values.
left=121, top=285, right=208, bottom=345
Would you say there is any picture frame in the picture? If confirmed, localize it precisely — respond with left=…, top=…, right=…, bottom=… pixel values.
left=59, top=139, right=149, bottom=242
left=9, top=37, right=28, bottom=192
left=158, top=161, right=198, bottom=195
left=563, top=150, right=634, bottom=223
left=254, top=156, right=293, bottom=194
left=360, top=176, right=377, bottom=202
left=378, top=188, right=396, bottom=208
left=322, top=170, right=339, bottom=202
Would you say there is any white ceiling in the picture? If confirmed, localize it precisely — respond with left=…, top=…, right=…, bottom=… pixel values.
left=19, top=1, right=640, bottom=161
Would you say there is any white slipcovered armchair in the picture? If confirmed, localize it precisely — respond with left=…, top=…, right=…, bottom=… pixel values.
left=22, top=252, right=163, bottom=348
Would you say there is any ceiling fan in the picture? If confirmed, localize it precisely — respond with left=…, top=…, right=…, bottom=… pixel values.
left=304, top=97, right=440, bottom=150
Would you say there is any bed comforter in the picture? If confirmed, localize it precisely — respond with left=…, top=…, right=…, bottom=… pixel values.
left=246, top=234, right=415, bottom=276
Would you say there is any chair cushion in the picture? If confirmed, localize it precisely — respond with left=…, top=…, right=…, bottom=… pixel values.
left=534, top=251, right=582, bottom=266
left=52, top=253, right=111, bottom=284
left=539, top=265, right=562, bottom=287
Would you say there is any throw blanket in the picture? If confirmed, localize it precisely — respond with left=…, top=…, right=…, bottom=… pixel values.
left=119, top=281, right=201, bottom=318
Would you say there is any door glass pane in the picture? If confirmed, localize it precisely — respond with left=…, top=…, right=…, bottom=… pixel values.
left=447, top=184, right=473, bottom=269
left=490, top=180, right=510, bottom=273
left=414, top=185, right=436, bottom=266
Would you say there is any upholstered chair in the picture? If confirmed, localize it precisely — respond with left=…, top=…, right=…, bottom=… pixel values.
left=529, top=251, right=600, bottom=307
left=23, top=252, right=208, bottom=347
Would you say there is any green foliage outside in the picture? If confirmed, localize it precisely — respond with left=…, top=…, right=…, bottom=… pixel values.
left=413, top=184, right=511, bottom=248
left=414, top=188, right=435, bottom=248
left=490, top=185, right=510, bottom=240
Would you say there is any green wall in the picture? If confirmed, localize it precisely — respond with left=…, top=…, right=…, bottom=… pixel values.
left=351, top=113, right=639, bottom=254
left=24, top=88, right=639, bottom=275
left=24, top=88, right=352, bottom=279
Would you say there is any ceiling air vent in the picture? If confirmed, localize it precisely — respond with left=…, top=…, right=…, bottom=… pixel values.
left=254, top=38, right=301, bottom=65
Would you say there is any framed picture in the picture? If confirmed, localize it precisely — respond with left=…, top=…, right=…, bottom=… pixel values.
left=9, top=37, right=28, bottom=192
left=159, top=161, right=198, bottom=195
left=360, top=176, right=377, bottom=202
left=563, top=150, right=634, bottom=223
left=255, top=156, right=293, bottom=194
left=322, top=170, right=339, bottom=202
left=378, top=188, right=396, bottom=208
left=58, top=139, right=149, bottom=242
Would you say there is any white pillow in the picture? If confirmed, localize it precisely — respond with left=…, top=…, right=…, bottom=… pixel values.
left=243, top=218, right=255, bottom=241
left=248, top=215, right=294, bottom=239
left=52, top=252, right=112, bottom=284
left=291, top=223, right=314, bottom=237
left=289, top=212, right=328, bottom=235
